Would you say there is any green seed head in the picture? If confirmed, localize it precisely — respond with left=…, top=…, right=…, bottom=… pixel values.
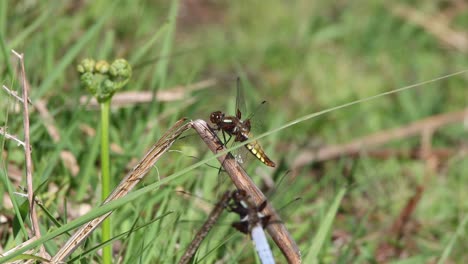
left=77, top=58, right=96, bottom=74
left=110, top=59, right=132, bottom=90
left=77, top=58, right=132, bottom=103
left=95, top=60, right=110, bottom=74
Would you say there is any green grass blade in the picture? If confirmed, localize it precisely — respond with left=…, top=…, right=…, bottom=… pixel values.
left=9, top=5, right=54, bottom=49
left=76, top=123, right=101, bottom=200
left=437, top=214, right=468, bottom=264
left=68, top=212, right=172, bottom=263
left=153, top=0, right=179, bottom=90
left=130, top=23, right=169, bottom=65
left=303, top=188, right=346, bottom=264
left=35, top=7, right=112, bottom=99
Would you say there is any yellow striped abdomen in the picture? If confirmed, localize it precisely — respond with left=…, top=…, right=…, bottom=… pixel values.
left=245, top=140, right=276, bottom=167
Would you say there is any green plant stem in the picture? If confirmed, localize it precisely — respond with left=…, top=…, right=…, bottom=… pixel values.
left=100, top=100, right=112, bottom=263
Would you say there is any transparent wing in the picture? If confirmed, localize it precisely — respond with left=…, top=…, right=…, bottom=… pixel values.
left=244, top=100, right=276, bottom=167
left=245, top=100, right=267, bottom=121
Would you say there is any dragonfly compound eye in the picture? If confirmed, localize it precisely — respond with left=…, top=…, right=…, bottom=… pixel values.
left=210, top=111, right=224, bottom=123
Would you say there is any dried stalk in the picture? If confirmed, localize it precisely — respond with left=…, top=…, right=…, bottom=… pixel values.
left=0, top=127, right=25, bottom=147
left=13, top=50, right=46, bottom=259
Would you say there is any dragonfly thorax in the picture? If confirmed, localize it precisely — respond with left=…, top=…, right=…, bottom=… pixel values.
left=210, top=111, right=250, bottom=139
left=229, top=190, right=270, bottom=234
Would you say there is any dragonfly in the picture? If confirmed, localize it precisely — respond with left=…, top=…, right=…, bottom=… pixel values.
left=209, top=79, right=276, bottom=167
left=227, top=189, right=275, bottom=264
left=178, top=189, right=276, bottom=264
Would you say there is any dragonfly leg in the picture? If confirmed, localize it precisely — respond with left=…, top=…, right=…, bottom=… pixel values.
left=223, top=131, right=233, bottom=146
left=260, top=215, right=272, bottom=229
left=258, top=200, right=268, bottom=212
left=216, top=130, right=232, bottom=151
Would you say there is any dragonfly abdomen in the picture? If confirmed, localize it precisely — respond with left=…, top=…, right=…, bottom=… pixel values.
left=246, top=141, right=276, bottom=167
left=251, top=224, right=275, bottom=264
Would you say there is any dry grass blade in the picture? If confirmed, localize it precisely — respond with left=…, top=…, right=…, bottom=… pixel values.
left=12, top=50, right=48, bottom=261
left=2, top=84, right=29, bottom=103
left=0, top=237, right=38, bottom=264
left=50, top=118, right=191, bottom=262
left=190, top=119, right=301, bottom=263
left=0, top=127, right=25, bottom=147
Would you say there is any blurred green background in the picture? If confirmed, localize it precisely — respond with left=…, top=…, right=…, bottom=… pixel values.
left=1, top=1, right=467, bottom=263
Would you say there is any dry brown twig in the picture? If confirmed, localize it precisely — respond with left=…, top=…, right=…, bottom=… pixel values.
left=79, top=78, right=217, bottom=109
left=292, top=108, right=468, bottom=168
left=375, top=186, right=424, bottom=262
left=345, top=147, right=463, bottom=161
left=388, top=3, right=468, bottom=53
left=13, top=50, right=47, bottom=259
left=0, top=127, right=25, bottom=147
left=2, top=84, right=30, bottom=104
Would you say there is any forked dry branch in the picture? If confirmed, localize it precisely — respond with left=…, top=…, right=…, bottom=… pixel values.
left=191, top=119, right=301, bottom=263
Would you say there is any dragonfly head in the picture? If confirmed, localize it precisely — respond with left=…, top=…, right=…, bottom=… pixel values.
left=231, top=189, right=247, bottom=202
left=210, top=111, right=224, bottom=124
